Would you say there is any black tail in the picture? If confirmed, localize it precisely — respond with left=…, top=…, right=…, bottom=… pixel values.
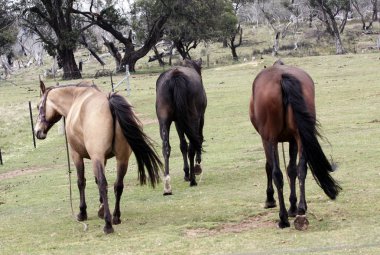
left=109, top=94, right=162, bottom=187
left=280, top=74, right=342, bottom=199
left=165, top=70, right=202, bottom=151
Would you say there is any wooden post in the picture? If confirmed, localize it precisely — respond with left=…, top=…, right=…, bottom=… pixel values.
left=0, top=148, right=3, bottom=165
left=110, top=73, right=114, bottom=92
left=125, top=65, right=131, bottom=96
left=29, top=101, right=36, bottom=148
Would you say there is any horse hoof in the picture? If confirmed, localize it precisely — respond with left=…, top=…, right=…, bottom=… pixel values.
left=294, top=215, right=309, bottom=231
left=278, top=220, right=290, bottom=229
left=104, top=226, right=114, bottom=234
left=112, top=217, right=121, bottom=225
left=194, top=164, right=202, bottom=175
left=190, top=180, right=197, bottom=187
left=98, top=204, right=105, bottom=219
left=163, top=191, right=173, bottom=196
left=264, top=200, right=276, bottom=209
left=77, top=212, right=88, bottom=221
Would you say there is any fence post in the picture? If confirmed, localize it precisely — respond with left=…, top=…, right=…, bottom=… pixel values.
left=0, top=148, right=3, bottom=165
left=125, top=65, right=131, bottom=96
left=29, top=101, right=36, bottom=148
left=110, top=73, right=114, bottom=92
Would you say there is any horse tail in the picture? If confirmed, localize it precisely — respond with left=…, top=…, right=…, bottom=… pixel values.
left=109, top=94, right=162, bottom=187
left=280, top=73, right=341, bottom=199
left=166, top=70, right=202, bottom=151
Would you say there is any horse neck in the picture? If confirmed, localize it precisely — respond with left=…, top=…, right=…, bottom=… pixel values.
left=48, top=86, right=86, bottom=117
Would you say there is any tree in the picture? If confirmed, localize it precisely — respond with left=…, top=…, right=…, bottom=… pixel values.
left=310, top=0, right=350, bottom=54
left=0, top=0, right=18, bottom=55
left=21, top=0, right=83, bottom=79
left=72, top=0, right=171, bottom=72
left=0, top=0, right=18, bottom=77
left=352, top=0, right=378, bottom=31
left=165, top=0, right=237, bottom=59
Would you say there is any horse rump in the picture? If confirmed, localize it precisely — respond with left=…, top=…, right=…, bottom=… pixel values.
left=280, top=73, right=342, bottom=199
left=108, top=94, right=162, bottom=187
left=165, top=69, right=202, bottom=152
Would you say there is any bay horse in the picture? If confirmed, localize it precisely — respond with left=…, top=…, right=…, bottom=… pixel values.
left=34, top=81, right=162, bottom=234
left=249, top=60, right=341, bottom=229
left=156, top=59, right=207, bottom=195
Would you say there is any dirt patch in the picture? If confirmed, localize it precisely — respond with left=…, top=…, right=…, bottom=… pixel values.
left=0, top=166, right=48, bottom=181
left=184, top=212, right=276, bottom=237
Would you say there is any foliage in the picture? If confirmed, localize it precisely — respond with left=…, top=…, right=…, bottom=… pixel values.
left=20, top=0, right=83, bottom=79
left=0, top=0, right=18, bottom=55
left=164, top=0, right=238, bottom=59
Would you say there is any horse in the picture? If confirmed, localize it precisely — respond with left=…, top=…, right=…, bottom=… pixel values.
left=249, top=60, right=341, bottom=230
left=34, top=80, right=162, bottom=234
left=156, top=59, right=207, bottom=195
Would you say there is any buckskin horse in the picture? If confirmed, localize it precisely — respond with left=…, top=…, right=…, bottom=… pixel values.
left=249, top=60, right=341, bottom=230
left=34, top=80, right=162, bottom=234
left=156, top=59, right=207, bottom=195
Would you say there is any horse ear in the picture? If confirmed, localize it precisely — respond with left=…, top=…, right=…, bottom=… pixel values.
left=40, top=80, right=46, bottom=94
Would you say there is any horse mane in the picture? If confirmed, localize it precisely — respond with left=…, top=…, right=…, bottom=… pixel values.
left=180, top=59, right=202, bottom=75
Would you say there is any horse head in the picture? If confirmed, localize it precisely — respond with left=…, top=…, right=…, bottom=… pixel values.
left=34, top=81, right=62, bottom=139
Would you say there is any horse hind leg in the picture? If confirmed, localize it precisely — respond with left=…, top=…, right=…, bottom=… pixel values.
left=160, top=119, right=172, bottom=195
left=264, top=162, right=276, bottom=208
left=294, top=150, right=310, bottom=231
left=194, top=115, right=204, bottom=176
left=95, top=177, right=104, bottom=219
left=263, top=141, right=276, bottom=208
left=287, top=140, right=298, bottom=217
left=267, top=141, right=290, bottom=228
left=188, top=143, right=197, bottom=186
left=93, top=160, right=114, bottom=234
left=175, top=122, right=190, bottom=181
left=112, top=161, right=128, bottom=225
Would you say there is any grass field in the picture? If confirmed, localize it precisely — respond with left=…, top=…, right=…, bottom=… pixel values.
left=1, top=52, right=380, bottom=254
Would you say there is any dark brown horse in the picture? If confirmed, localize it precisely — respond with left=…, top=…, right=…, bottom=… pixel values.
left=34, top=81, right=162, bottom=234
left=249, top=60, right=341, bottom=229
left=156, top=59, right=207, bottom=195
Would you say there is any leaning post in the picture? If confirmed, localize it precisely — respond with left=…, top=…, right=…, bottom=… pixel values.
left=125, top=65, right=131, bottom=96
left=110, top=73, right=114, bottom=92
left=29, top=101, right=36, bottom=148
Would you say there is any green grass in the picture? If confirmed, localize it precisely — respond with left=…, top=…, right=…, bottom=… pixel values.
left=1, top=52, right=380, bottom=254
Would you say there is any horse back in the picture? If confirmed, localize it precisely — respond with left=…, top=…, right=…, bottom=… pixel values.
left=66, top=89, right=115, bottom=159
left=156, top=66, right=206, bottom=119
left=250, top=65, right=315, bottom=142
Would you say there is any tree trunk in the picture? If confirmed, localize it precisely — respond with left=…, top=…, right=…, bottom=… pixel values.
left=174, top=40, right=191, bottom=59
left=153, top=46, right=165, bottom=66
left=58, top=48, right=81, bottom=80
left=103, top=37, right=123, bottom=72
left=228, top=24, right=243, bottom=62
left=272, top=32, right=280, bottom=56
left=1, top=54, right=12, bottom=78
left=334, top=34, right=345, bottom=54
left=231, top=46, right=238, bottom=61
